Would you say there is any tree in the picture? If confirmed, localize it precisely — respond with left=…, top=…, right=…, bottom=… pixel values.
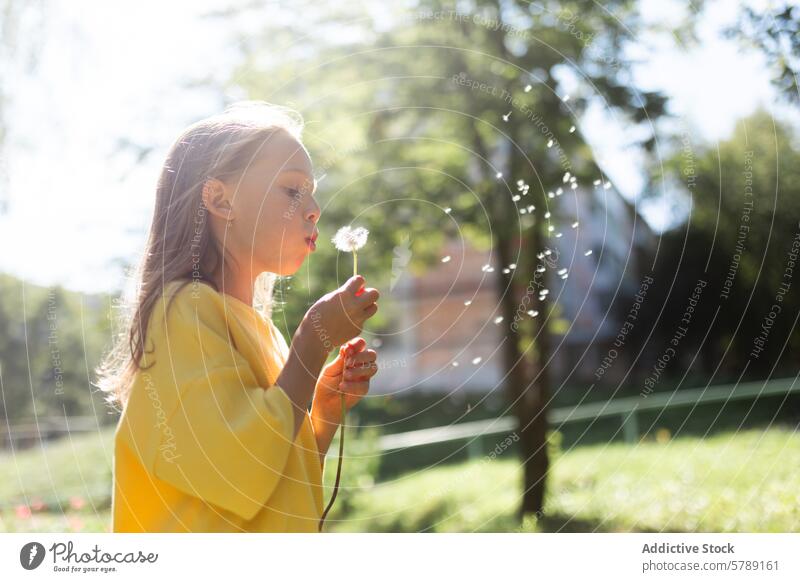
left=219, top=0, right=674, bottom=520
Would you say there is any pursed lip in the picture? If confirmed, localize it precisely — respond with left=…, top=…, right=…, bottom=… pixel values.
left=305, top=230, right=318, bottom=250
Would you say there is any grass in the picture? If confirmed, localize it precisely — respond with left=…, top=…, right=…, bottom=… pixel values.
left=328, top=425, right=800, bottom=532
left=1, top=424, right=797, bottom=532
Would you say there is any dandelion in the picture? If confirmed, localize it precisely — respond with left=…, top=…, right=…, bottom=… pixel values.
left=323, top=224, right=370, bottom=532
left=332, top=226, right=369, bottom=277
left=441, top=255, right=452, bottom=263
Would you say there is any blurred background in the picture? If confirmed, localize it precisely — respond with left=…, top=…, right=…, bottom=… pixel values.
left=0, top=0, right=798, bottom=532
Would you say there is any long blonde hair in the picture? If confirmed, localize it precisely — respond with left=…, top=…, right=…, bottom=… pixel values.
left=95, top=101, right=304, bottom=410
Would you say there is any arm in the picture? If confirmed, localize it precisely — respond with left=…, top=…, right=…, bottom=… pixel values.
left=276, top=318, right=331, bottom=440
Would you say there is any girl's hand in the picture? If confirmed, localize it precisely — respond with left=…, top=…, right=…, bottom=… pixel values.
left=316, top=337, right=377, bottom=412
left=303, top=275, right=380, bottom=352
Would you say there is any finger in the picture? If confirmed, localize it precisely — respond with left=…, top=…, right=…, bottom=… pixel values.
left=348, top=349, right=377, bottom=367
left=356, top=287, right=380, bottom=306
left=361, top=303, right=378, bottom=319
left=345, top=362, right=377, bottom=380
left=344, top=275, right=365, bottom=294
left=339, top=380, right=370, bottom=397
left=345, top=337, right=367, bottom=354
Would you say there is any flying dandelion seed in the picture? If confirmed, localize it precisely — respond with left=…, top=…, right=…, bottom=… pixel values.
left=569, top=125, right=576, bottom=133
left=472, top=357, right=483, bottom=365
left=561, top=273, right=569, bottom=279
left=481, top=264, right=491, bottom=272
left=536, top=266, right=546, bottom=273
left=502, top=111, right=512, bottom=122
left=572, top=221, right=579, bottom=228
left=509, top=263, right=517, bottom=269
left=520, top=208, right=527, bottom=214
left=544, top=211, right=551, bottom=219
left=494, top=316, right=504, bottom=324
left=527, top=205, right=535, bottom=212
left=512, top=195, right=521, bottom=201
left=571, top=183, right=578, bottom=190
left=570, top=176, right=577, bottom=183
left=585, top=249, right=593, bottom=256
left=544, top=249, right=552, bottom=255
left=486, top=266, right=495, bottom=272
left=562, top=94, right=570, bottom=102
left=464, top=300, right=472, bottom=306
left=604, top=182, right=611, bottom=189
left=556, top=187, right=563, bottom=195
left=563, top=172, right=571, bottom=183
left=548, top=192, right=555, bottom=198
left=524, top=84, right=532, bottom=92
left=537, top=252, right=545, bottom=259
left=593, top=179, right=602, bottom=186
left=541, top=289, right=550, bottom=295
left=555, top=232, right=563, bottom=237
left=527, top=310, right=539, bottom=317
left=452, top=361, right=459, bottom=367
left=558, top=268, right=568, bottom=275
left=547, top=139, right=554, bottom=148
left=444, top=207, right=452, bottom=214
left=503, top=268, right=510, bottom=274
left=441, top=255, right=451, bottom=263
left=516, top=179, right=524, bottom=186
left=548, top=225, right=555, bottom=232
left=496, top=171, right=503, bottom=179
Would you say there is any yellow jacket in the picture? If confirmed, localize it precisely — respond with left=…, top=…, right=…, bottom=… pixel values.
left=112, top=279, right=325, bottom=532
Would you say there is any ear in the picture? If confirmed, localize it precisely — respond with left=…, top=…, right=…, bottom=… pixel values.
left=201, top=177, right=235, bottom=221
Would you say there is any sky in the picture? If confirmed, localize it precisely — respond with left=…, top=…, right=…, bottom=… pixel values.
left=0, top=0, right=794, bottom=295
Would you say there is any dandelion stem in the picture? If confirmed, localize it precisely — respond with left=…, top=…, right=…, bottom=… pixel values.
left=318, top=392, right=346, bottom=532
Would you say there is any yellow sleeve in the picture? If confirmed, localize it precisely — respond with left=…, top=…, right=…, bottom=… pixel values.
left=146, top=284, right=297, bottom=521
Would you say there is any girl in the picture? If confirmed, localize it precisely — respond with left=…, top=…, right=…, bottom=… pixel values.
left=95, top=101, right=380, bottom=532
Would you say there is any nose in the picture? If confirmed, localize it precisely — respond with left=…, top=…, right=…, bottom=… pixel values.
left=305, top=196, right=321, bottom=224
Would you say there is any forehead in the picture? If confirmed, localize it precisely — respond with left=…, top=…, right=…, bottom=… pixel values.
left=254, top=130, right=313, bottom=179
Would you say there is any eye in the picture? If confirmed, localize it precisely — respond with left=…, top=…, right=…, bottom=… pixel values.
left=285, top=187, right=303, bottom=199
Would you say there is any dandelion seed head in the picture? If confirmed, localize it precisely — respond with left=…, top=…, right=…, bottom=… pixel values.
left=332, top=226, right=369, bottom=252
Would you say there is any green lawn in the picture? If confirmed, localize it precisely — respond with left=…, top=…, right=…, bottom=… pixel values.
left=1, top=425, right=798, bottom=532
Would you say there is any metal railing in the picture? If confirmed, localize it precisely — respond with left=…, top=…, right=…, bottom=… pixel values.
left=378, top=377, right=799, bottom=455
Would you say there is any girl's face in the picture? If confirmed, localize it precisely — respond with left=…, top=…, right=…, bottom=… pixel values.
left=215, top=130, right=321, bottom=277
